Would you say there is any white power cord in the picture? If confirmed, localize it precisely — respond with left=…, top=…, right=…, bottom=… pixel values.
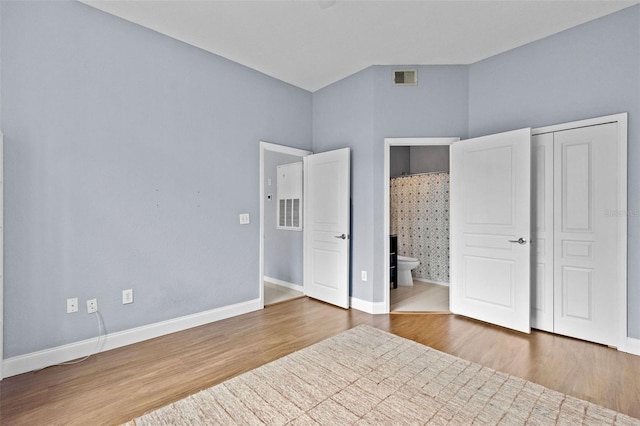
left=58, top=309, right=106, bottom=365
left=34, top=309, right=106, bottom=372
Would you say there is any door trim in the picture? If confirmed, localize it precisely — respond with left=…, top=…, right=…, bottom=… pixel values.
left=383, top=137, right=459, bottom=314
left=533, top=113, right=628, bottom=353
left=259, top=141, right=312, bottom=308
left=1, top=132, right=3, bottom=379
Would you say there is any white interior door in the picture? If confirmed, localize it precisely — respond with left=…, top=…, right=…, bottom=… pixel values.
left=553, top=123, right=619, bottom=346
left=450, top=128, right=532, bottom=333
left=303, top=148, right=350, bottom=309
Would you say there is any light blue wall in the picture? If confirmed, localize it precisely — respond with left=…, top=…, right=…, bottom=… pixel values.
left=264, top=151, right=304, bottom=286
left=312, top=68, right=375, bottom=301
left=468, top=5, right=640, bottom=338
left=313, top=5, right=640, bottom=334
left=3, top=0, right=639, bottom=360
left=1, top=1, right=311, bottom=357
left=312, top=65, right=468, bottom=302
left=372, top=65, right=469, bottom=302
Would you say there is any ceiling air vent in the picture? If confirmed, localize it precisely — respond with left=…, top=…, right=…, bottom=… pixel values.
left=393, top=69, right=417, bottom=86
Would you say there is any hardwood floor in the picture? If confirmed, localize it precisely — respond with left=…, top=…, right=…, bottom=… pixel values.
left=2, top=297, right=639, bottom=425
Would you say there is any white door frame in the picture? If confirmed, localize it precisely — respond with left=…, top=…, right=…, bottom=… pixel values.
left=382, top=113, right=630, bottom=353
left=1, top=132, right=3, bottom=379
left=383, top=137, right=459, bottom=314
left=259, top=141, right=312, bottom=308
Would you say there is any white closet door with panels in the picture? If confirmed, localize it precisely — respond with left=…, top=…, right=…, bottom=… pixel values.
left=553, top=123, right=620, bottom=346
left=531, top=120, right=625, bottom=348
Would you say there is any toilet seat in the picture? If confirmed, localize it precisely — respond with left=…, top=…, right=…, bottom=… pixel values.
left=397, top=255, right=418, bottom=262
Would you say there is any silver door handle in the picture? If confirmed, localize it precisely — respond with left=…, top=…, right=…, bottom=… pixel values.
left=335, top=234, right=347, bottom=240
left=508, top=237, right=527, bottom=245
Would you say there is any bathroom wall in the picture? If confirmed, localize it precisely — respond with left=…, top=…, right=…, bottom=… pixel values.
left=409, top=146, right=449, bottom=174
left=390, top=146, right=409, bottom=177
left=263, top=150, right=304, bottom=286
left=1, top=1, right=312, bottom=358
left=390, top=146, right=450, bottom=177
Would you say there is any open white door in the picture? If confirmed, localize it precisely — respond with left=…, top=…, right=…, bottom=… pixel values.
left=450, top=128, right=531, bottom=333
left=303, top=148, right=350, bottom=309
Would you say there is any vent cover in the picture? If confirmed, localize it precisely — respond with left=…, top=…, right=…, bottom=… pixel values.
left=393, top=69, right=417, bottom=86
left=278, top=198, right=301, bottom=228
left=277, top=162, right=303, bottom=231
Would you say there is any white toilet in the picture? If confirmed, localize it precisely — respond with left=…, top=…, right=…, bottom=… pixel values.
left=397, top=255, right=420, bottom=286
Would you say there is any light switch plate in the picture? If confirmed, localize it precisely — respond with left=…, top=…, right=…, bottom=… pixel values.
left=239, top=213, right=250, bottom=224
left=123, top=289, right=133, bottom=305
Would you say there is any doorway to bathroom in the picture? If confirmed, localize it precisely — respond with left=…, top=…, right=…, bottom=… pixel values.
left=385, top=138, right=458, bottom=313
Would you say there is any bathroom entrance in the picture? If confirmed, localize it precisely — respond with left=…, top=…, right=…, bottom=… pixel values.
left=384, top=137, right=458, bottom=313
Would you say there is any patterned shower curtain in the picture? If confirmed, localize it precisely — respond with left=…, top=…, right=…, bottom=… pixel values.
left=390, top=172, right=450, bottom=284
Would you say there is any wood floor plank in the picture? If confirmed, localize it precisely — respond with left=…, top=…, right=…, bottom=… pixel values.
left=1, top=297, right=638, bottom=425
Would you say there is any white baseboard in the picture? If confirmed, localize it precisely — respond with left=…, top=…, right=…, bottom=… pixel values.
left=623, top=337, right=640, bottom=356
left=2, top=298, right=262, bottom=379
left=264, top=276, right=303, bottom=291
left=350, top=297, right=388, bottom=314
left=414, top=278, right=449, bottom=287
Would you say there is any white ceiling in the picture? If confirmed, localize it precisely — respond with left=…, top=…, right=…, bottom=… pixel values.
left=81, top=0, right=638, bottom=92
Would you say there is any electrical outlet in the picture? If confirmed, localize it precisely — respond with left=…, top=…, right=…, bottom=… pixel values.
left=123, top=289, right=133, bottom=305
left=67, top=298, right=78, bottom=313
left=86, top=298, right=98, bottom=314
left=361, top=270, right=367, bottom=281
left=239, top=213, right=250, bottom=224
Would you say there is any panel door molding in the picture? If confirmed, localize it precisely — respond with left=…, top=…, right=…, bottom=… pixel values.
left=303, top=148, right=351, bottom=309
left=553, top=123, right=619, bottom=346
left=531, top=113, right=628, bottom=350
left=451, top=128, right=532, bottom=333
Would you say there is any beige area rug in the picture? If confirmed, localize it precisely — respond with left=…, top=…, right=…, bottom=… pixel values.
left=126, top=325, right=639, bottom=425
